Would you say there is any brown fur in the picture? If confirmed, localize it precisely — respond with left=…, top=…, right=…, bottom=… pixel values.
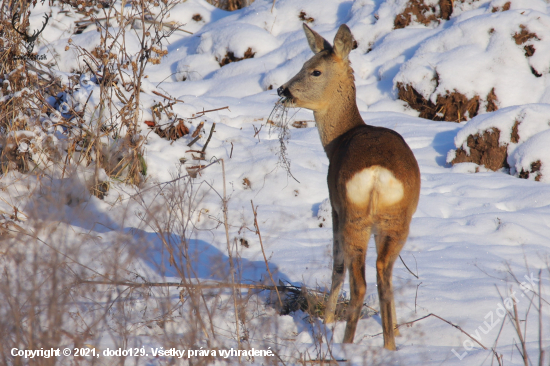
left=278, top=24, right=421, bottom=350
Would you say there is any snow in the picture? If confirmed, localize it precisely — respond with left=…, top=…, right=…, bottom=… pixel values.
left=2, top=0, right=550, bottom=364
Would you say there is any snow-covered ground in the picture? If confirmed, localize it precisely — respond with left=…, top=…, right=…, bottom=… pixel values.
left=3, top=0, right=550, bottom=364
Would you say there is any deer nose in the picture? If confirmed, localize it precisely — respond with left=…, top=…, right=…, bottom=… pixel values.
left=277, top=86, right=287, bottom=97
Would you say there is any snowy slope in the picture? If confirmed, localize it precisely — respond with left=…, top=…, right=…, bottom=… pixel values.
left=3, top=0, right=550, bottom=364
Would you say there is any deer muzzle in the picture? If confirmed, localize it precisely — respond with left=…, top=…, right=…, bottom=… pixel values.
left=277, top=85, right=292, bottom=99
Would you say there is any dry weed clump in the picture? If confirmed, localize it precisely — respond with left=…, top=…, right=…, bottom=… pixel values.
left=397, top=82, right=499, bottom=122
left=517, top=159, right=542, bottom=181
left=513, top=25, right=539, bottom=46
left=394, top=0, right=453, bottom=29
left=218, top=47, right=256, bottom=67
left=450, top=120, right=519, bottom=170
left=57, top=0, right=104, bottom=16
left=513, top=25, right=541, bottom=76
left=144, top=100, right=193, bottom=141
left=299, top=11, right=315, bottom=23
left=491, top=1, right=511, bottom=12
left=0, top=0, right=191, bottom=196
left=451, top=128, right=509, bottom=170
left=146, top=117, right=190, bottom=140
left=0, top=4, right=58, bottom=175
left=206, top=0, right=254, bottom=11
left=291, top=120, right=308, bottom=128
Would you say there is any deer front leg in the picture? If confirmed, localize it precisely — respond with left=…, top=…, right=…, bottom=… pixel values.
left=325, top=209, right=345, bottom=324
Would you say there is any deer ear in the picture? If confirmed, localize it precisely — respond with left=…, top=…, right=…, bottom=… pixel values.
left=303, top=23, right=332, bottom=54
left=333, top=24, right=353, bottom=61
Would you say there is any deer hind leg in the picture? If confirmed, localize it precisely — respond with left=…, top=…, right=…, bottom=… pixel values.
left=375, top=233, right=402, bottom=338
left=375, top=231, right=407, bottom=350
left=325, top=209, right=345, bottom=324
left=342, top=223, right=372, bottom=343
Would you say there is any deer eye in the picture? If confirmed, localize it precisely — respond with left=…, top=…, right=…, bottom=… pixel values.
left=312, top=70, right=322, bottom=77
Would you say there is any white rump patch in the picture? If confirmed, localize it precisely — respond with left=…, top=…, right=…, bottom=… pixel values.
left=345, top=166, right=404, bottom=207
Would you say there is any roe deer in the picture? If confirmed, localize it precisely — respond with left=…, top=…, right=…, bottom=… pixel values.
left=277, top=24, right=421, bottom=350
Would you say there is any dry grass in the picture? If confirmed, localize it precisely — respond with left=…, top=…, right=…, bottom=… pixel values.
left=267, top=98, right=301, bottom=182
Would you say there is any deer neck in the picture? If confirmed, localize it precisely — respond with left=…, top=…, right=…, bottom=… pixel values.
left=313, top=86, right=364, bottom=157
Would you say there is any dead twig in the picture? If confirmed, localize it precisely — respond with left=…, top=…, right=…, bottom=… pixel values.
left=512, top=297, right=529, bottom=366
left=489, top=310, right=506, bottom=366
left=192, top=121, right=205, bottom=138
left=251, top=200, right=283, bottom=308
left=190, top=106, right=230, bottom=119
left=187, top=135, right=202, bottom=147
left=221, top=159, right=241, bottom=352
left=152, top=90, right=185, bottom=103
left=393, top=313, right=488, bottom=350
left=201, top=123, right=216, bottom=153
left=79, top=280, right=289, bottom=290
left=127, top=159, right=220, bottom=199
left=142, top=18, right=193, bottom=34
left=415, top=282, right=422, bottom=313
left=399, top=254, right=419, bottom=279
left=253, top=124, right=262, bottom=141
